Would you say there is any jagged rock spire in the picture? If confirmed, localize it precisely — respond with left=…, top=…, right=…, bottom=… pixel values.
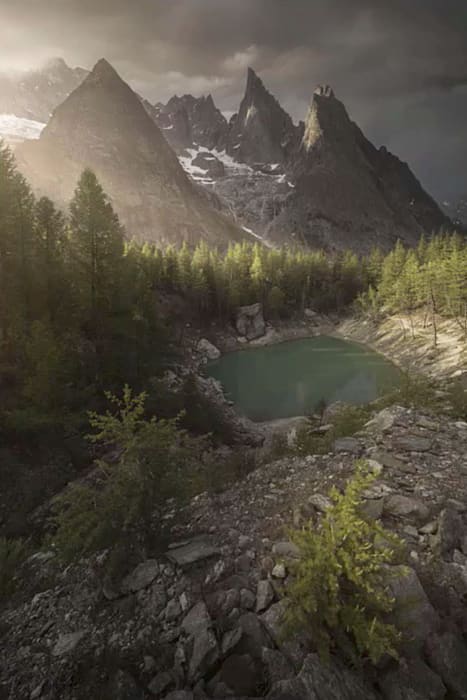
left=226, top=67, right=300, bottom=165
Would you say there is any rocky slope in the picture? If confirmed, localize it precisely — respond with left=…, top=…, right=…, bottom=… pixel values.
left=0, top=58, right=88, bottom=123
left=2, top=404, right=467, bottom=699
left=444, top=197, right=467, bottom=229
left=15, top=59, right=247, bottom=247
left=151, top=72, right=449, bottom=252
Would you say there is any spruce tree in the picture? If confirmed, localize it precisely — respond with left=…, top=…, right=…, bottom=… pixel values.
left=68, top=169, right=124, bottom=338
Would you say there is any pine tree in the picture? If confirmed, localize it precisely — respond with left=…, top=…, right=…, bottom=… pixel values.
left=68, top=169, right=124, bottom=338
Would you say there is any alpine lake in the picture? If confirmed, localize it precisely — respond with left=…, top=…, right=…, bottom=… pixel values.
left=206, top=335, right=401, bottom=421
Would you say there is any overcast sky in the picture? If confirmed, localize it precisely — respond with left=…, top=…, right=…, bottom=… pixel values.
left=1, top=0, right=467, bottom=200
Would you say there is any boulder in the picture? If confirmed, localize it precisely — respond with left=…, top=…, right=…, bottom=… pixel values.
left=196, top=338, right=221, bottom=361
left=52, top=630, right=86, bottom=657
left=256, top=579, right=275, bottom=613
left=148, top=670, right=173, bottom=696
left=383, top=495, right=429, bottom=522
left=433, top=507, right=463, bottom=559
left=181, top=601, right=212, bottom=637
left=272, top=541, right=300, bottom=560
left=425, top=630, right=467, bottom=699
left=219, top=653, right=262, bottom=696
left=235, top=302, right=266, bottom=340
left=166, top=536, right=220, bottom=567
left=267, top=653, right=379, bottom=700
left=121, top=560, right=159, bottom=594
left=385, top=566, right=439, bottom=651
left=187, top=626, right=219, bottom=682
left=261, top=601, right=308, bottom=670
left=262, top=647, right=295, bottom=686
left=364, top=407, right=404, bottom=434
left=333, top=437, right=361, bottom=454
left=379, top=657, right=446, bottom=700
left=394, top=435, right=433, bottom=452
left=236, top=612, right=273, bottom=658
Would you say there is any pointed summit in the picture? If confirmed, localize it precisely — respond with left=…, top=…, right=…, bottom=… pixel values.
left=267, top=86, right=449, bottom=252
left=227, top=68, right=300, bottom=165
left=17, top=60, right=246, bottom=247
left=302, top=85, right=354, bottom=153
left=84, top=58, right=126, bottom=89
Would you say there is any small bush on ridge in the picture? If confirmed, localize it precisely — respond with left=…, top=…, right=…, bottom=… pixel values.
left=283, top=460, right=403, bottom=665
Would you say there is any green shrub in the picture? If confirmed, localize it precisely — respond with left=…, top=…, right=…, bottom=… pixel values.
left=283, top=461, right=403, bottom=665
left=0, top=537, right=29, bottom=599
left=295, top=405, right=370, bottom=456
left=50, top=386, right=207, bottom=563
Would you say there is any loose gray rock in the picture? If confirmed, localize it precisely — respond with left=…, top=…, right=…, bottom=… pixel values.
left=121, top=560, right=159, bottom=594
left=385, top=566, right=439, bottom=651
left=383, top=495, right=429, bottom=522
left=188, top=626, right=219, bottom=682
left=197, top=338, right=221, bottom=360
left=308, top=493, right=332, bottom=512
left=272, top=541, right=300, bottom=559
left=394, top=436, right=433, bottom=452
left=219, top=653, right=262, bottom=696
left=148, top=670, right=173, bottom=696
left=379, top=657, right=446, bottom=700
left=333, top=437, right=361, bottom=454
left=425, top=630, right=467, bottom=700
left=256, top=579, right=275, bottom=613
left=240, top=588, right=256, bottom=610
left=262, top=647, right=295, bottom=686
left=433, top=507, right=463, bottom=558
left=267, top=653, right=379, bottom=700
left=166, top=536, right=220, bottom=567
left=236, top=612, right=273, bottom=658
left=272, top=563, right=286, bottom=579
left=52, top=630, right=86, bottom=657
left=181, top=601, right=211, bottom=637
left=221, top=627, right=242, bottom=656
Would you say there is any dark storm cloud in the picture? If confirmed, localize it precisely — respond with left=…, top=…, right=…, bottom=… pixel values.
left=1, top=0, right=467, bottom=199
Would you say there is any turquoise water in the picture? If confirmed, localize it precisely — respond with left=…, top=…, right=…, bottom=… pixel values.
left=206, top=336, right=401, bottom=422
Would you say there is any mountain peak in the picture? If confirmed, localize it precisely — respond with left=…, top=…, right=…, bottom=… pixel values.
left=314, top=84, right=335, bottom=99
left=88, top=58, right=121, bottom=82
left=302, top=87, right=351, bottom=152
left=227, top=68, right=299, bottom=165
left=245, top=67, right=267, bottom=97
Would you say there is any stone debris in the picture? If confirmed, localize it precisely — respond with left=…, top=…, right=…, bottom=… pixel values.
left=2, top=405, right=467, bottom=698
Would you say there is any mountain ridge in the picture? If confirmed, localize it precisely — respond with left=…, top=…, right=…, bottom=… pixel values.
left=150, top=71, right=450, bottom=252
left=15, top=58, right=248, bottom=248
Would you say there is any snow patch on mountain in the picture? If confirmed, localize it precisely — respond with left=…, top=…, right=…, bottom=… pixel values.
left=0, top=114, right=45, bottom=144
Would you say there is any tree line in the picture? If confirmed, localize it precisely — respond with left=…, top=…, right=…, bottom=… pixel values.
left=357, top=235, right=467, bottom=343
left=1, top=140, right=465, bottom=441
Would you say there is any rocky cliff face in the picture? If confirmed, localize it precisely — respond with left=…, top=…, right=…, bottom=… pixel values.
left=2, top=404, right=467, bottom=698
left=265, top=86, right=450, bottom=252
left=149, top=72, right=449, bottom=252
left=226, top=68, right=301, bottom=166
left=16, top=59, right=247, bottom=248
left=151, top=94, right=229, bottom=153
left=0, top=57, right=88, bottom=122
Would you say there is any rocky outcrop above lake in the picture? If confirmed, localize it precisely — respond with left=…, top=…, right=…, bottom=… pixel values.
left=2, top=404, right=467, bottom=698
left=236, top=303, right=266, bottom=340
